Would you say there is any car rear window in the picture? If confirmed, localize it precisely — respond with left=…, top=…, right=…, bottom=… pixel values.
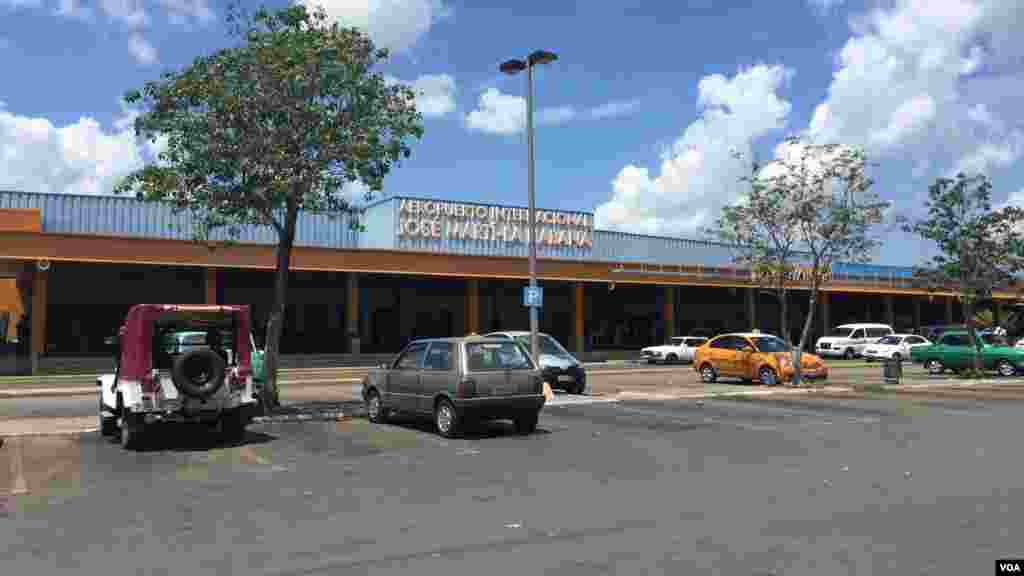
left=466, top=341, right=533, bottom=371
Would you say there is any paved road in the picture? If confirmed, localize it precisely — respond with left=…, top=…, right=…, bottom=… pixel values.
left=0, top=362, right=992, bottom=421
left=3, top=388, right=1023, bottom=575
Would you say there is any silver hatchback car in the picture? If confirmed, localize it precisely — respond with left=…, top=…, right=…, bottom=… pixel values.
left=361, top=336, right=546, bottom=438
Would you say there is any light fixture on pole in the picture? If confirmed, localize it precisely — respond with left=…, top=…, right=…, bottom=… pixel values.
left=500, top=49, right=558, bottom=364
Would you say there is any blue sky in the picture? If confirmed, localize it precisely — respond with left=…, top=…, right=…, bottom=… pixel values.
left=1, top=0, right=1022, bottom=267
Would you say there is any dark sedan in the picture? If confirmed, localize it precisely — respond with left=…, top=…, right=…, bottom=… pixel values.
left=361, top=336, right=547, bottom=438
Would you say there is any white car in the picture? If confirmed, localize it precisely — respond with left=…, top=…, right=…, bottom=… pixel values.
left=816, top=323, right=894, bottom=359
left=861, top=334, right=932, bottom=362
left=641, top=336, right=709, bottom=364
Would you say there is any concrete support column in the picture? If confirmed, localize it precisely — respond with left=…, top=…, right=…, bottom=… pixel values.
left=663, top=286, right=675, bottom=341
left=913, top=297, right=922, bottom=334
left=820, top=291, right=831, bottom=337
left=30, top=268, right=48, bottom=374
left=204, top=268, right=218, bottom=305
left=945, top=296, right=955, bottom=324
left=573, top=283, right=585, bottom=355
left=346, top=273, right=360, bottom=354
left=884, top=294, right=895, bottom=327
left=464, top=279, right=480, bottom=335
left=746, top=288, right=757, bottom=330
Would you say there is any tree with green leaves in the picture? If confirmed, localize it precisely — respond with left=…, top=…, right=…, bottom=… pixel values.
left=706, top=151, right=802, bottom=346
left=115, top=4, right=424, bottom=412
left=904, top=173, right=1024, bottom=375
left=711, top=138, right=889, bottom=385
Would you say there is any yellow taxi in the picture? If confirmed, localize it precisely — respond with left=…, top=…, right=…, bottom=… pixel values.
left=693, top=332, right=828, bottom=386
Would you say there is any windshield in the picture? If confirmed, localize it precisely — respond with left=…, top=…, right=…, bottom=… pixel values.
left=828, top=328, right=854, bottom=338
left=514, top=334, right=572, bottom=357
left=877, top=336, right=902, bottom=345
left=751, top=336, right=789, bottom=353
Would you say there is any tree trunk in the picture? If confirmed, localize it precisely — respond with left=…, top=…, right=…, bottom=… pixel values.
left=791, top=287, right=818, bottom=387
left=964, top=297, right=983, bottom=375
left=778, top=278, right=790, bottom=345
left=261, top=206, right=298, bottom=414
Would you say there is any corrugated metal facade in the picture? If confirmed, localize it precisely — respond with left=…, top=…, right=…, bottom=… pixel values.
left=0, top=190, right=361, bottom=249
left=0, top=190, right=916, bottom=275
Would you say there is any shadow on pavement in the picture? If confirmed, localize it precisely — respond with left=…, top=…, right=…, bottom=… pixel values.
left=383, top=413, right=553, bottom=440
left=258, top=400, right=366, bottom=422
left=108, top=425, right=277, bottom=453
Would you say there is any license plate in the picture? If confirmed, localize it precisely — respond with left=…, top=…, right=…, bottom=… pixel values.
left=557, top=375, right=574, bottom=383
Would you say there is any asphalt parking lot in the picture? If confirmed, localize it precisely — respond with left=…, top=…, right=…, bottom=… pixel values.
left=2, top=386, right=1023, bottom=575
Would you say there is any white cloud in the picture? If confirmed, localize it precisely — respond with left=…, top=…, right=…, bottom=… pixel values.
left=1004, top=188, right=1024, bottom=208
left=1, top=0, right=42, bottom=8
left=805, top=0, right=1024, bottom=179
left=594, top=64, right=793, bottom=236
left=98, top=0, right=149, bottom=28
left=590, top=98, right=641, bottom=120
left=157, top=0, right=212, bottom=25
left=127, top=32, right=157, bottom=65
left=537, top=106, right=576, bottom=126
left=386, top=73, right=456, bottom=118
left=296, top=0, right=452, bottom=54
left=0, top=104, right=152, bottom=196
left=465, top=91, right=641, bottom=134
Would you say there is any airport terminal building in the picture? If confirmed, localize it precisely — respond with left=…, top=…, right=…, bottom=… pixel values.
left=0, top=189, right=995, bottom=374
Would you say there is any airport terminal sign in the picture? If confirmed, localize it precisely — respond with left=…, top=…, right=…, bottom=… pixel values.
left=397, top=199, right=594, bottom=249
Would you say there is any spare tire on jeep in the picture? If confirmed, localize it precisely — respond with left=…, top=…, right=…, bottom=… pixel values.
left=171, top=349, right=227, bottom=398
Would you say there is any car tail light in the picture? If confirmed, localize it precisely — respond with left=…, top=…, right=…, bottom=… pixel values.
left=457, top=378, right=476, bottom=398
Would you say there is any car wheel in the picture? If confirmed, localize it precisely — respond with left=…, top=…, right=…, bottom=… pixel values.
left=758, top=366, right=778, bottom=386
left=699, top=363, right=717, bottom=383
left=996, top=359, right=1016, bottom=378
left=892, top=352, right=902, bottom=362
left=514, top=411, right=539, bottom=435
left=666, top=354, right=678, bottom=364
left=925, top=359, right=945, bottom=375
left=843, top=348, right=856, bottom=360
left=366, top=389, right=388, bottom=423
left=434, top=398, right=461, bottom=439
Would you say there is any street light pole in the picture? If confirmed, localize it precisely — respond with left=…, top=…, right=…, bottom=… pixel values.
left=500, top=50, right=557, bottom=365
left=526, top=60, right=539, bottom=365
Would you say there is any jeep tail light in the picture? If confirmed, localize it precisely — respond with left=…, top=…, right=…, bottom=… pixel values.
left=457, top=378, right=476, bottom=398
left=229, top=370, right=246, bottom=391
left=141, top=371, right=158, bottom=394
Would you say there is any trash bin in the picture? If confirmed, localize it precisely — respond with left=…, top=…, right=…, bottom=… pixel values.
left=883, top=357, right=902, bottom=384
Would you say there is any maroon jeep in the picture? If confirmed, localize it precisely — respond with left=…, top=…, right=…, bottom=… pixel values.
left=98, top=304, right=259, bottom=450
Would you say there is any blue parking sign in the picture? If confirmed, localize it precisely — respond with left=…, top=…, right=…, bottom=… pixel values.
left=522, top=286, right=543, bottom=308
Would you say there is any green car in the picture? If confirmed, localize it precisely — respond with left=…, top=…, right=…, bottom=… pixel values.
left=909, top=330, right=1023, bottom=377
left=161, top=330, right=265, bottom=382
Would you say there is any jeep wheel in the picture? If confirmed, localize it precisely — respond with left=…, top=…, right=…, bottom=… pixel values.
left=171, top=349, right=226, bottom=399
left=219, top=411, right=247, bottom=444
left=120, top=419, right=142, bottom=451
left=99, top=399, right=118, bottom=437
